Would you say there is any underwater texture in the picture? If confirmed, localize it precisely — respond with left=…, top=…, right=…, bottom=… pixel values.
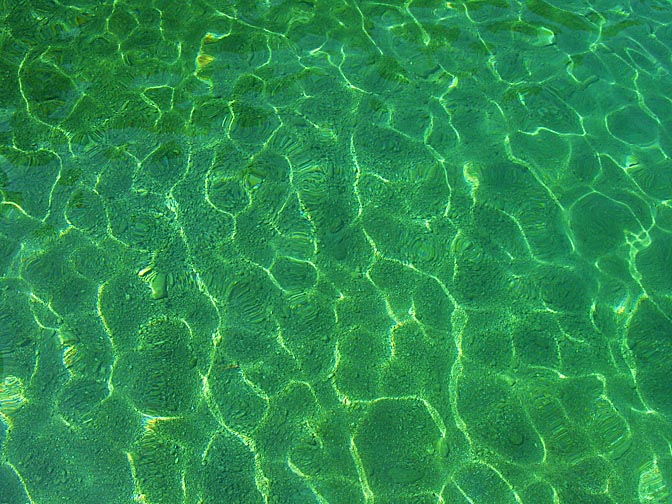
left=1, top=0, right=672, bottom=503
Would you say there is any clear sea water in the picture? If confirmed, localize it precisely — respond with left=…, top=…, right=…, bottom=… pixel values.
left=1, top=1, right=672, bottom=503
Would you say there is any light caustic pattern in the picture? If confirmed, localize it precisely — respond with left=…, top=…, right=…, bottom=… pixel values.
left=0, top=0, right=672, bottom=503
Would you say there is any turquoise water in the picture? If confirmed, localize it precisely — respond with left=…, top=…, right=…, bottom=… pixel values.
left=1, top=0, right=672, bottom=503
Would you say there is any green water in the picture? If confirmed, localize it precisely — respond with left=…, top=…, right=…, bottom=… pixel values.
left=1, top=0, right=672, bottom=503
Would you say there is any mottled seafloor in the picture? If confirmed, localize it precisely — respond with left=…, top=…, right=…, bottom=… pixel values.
left=1, top=1, right=672, bottom=503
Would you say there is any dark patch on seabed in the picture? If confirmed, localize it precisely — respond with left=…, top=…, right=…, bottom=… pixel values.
left=1, top=0, right=672, bottom=503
